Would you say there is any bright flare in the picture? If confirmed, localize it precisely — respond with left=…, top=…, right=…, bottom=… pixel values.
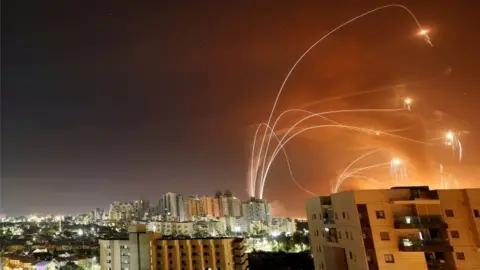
left=417, top=29, right=429, bottom=36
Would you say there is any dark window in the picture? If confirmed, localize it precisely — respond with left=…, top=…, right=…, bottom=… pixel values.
left=335, top=212, right=338, bottom=219
left=192, top=245, right=197, bottom=248
left=342, top=212, right=346, bottom=219
left=338, top=231, right=342, bottom=239
left=192, top=260, right=197, bottom=264
left=380, top=232, right=390, bottom=240
left=215, top=252, right=220, bottom=256
left=192, top=252, right=198, bottom=256
left=168, top=253, right=172, bottom=258
left=168, top=245, right=173, bottom=249
left=181, top=253, right=186, bottom=256
left=445, top=209, right=454, bottom=217
left=349, top=251, right=353, bottom=259
left=376, top=210, right=385, bottom=219
left=215, top=244, right=219, bottom=248
left=216, top=260, right=220, bottom=263
left=451, top=230, right=460, bottom=238
left=385, top=254, right=395, bottom=263
left=345, top=232, right=349, bottom=239
left=312, top=214, right=316, bottom=220
left=317, top=245, right=322, bottom=252
left=347, top=212, right=350, bottom=219
left=456, top=252, right=465, bottom=260
left=203, top=245, right=208, bottom=248
left=204, top=252, right=209, bottom=256
left=205, top=260, right=208, bottom=264
left=474, top=209, right=480, bottom=218
left=315, top=229, right=319, bottom=236
left=180, top=245, right=184, bottom=249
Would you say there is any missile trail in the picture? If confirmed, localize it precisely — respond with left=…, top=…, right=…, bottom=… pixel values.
left=253, top=4, right=430, bottom=198
left=258, top=123, right=428, bottom=199
left=258, top=108, right=406, bottom=195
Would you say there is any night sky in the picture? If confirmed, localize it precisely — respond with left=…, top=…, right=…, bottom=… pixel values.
left=2, top=1, right=480, bottom=216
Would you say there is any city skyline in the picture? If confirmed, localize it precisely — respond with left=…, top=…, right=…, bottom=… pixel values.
left=3, top=1, right=480, bottom=217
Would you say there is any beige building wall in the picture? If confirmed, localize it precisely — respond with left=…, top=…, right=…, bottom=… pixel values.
left=307, top=187, right=480, bottom=270
left=149, top=235, right=248, bottom=270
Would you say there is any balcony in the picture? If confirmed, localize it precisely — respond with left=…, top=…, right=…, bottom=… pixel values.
left=394, top=215, right=447, bottom=229
left=398, top=238, right=453, bottom=252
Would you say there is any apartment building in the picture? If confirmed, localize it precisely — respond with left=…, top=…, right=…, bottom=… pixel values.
left=98, top=225, right=150, bottom=270
left=149, top=235, right=248, bottom=270
left=306, top=186, right=480, bottom=270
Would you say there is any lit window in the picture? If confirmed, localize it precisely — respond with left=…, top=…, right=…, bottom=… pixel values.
left=384, top=254, right=395, bottom=263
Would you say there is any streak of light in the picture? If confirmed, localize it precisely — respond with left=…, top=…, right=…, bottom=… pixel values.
left=334, top=149, right=382, bottom=193
left=258, top=122, right=427, bottom=199
left=258, top=123, right=317, bottom=196
left=334, top=162, right=391, bottom=193
left=258, top=108, right=406, bottom=195
left=253, top=4, right=430, bottom=198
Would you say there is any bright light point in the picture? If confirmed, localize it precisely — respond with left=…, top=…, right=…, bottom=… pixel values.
left=404, top=97, right=412, bottom=105
left=375, top=131, right=380, bottom=136
left=418, top=29, right=429, bottom=36
left=78, top=229, right=84, bottom=236
left=446, top=131, right=454, bottom=140
left=392, top=158, right=401, bottom=165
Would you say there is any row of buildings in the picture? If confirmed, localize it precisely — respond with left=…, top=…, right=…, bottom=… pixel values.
left=99, top=224, right=248, bottom=270
left=145, top=216, right=296, bottom=237
left=306, top=186, right=480, bottom=270
left=107, top=192, right=273, bottom=224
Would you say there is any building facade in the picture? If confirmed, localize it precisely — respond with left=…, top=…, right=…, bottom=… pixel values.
left=306, top=186, right=480, bottom=270
left=147, top=221, right=194, bottom=236
left=158, top=192, right=187, bottom=222
left=241, top=198, right=272, bottom=223
left=98, top=225, right=150, bottom=270
left=200, top=196, right=221, bottom=217
left=149, top=236, right=248, bottom=270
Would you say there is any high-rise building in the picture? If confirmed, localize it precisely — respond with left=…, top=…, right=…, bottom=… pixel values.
left=306, top=186, right=480, bottom=270
left=241, top=198, right=272, bottom=223
left=200, top=195, right=221, bottom=217
left=109, top=201, right=135, bottom=222
left=186, top=196, right=202, bottom=219
left=133, top=200, right=150, bottom=220
left=98, top=225, right=150, bottom=270
left=92, top=208, right=104, bottom=221
left=158, top=192, right=187, bottom=222
left=215, top=191, right=242, bottom=217
left=149, top=235, right=249, bottom=270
